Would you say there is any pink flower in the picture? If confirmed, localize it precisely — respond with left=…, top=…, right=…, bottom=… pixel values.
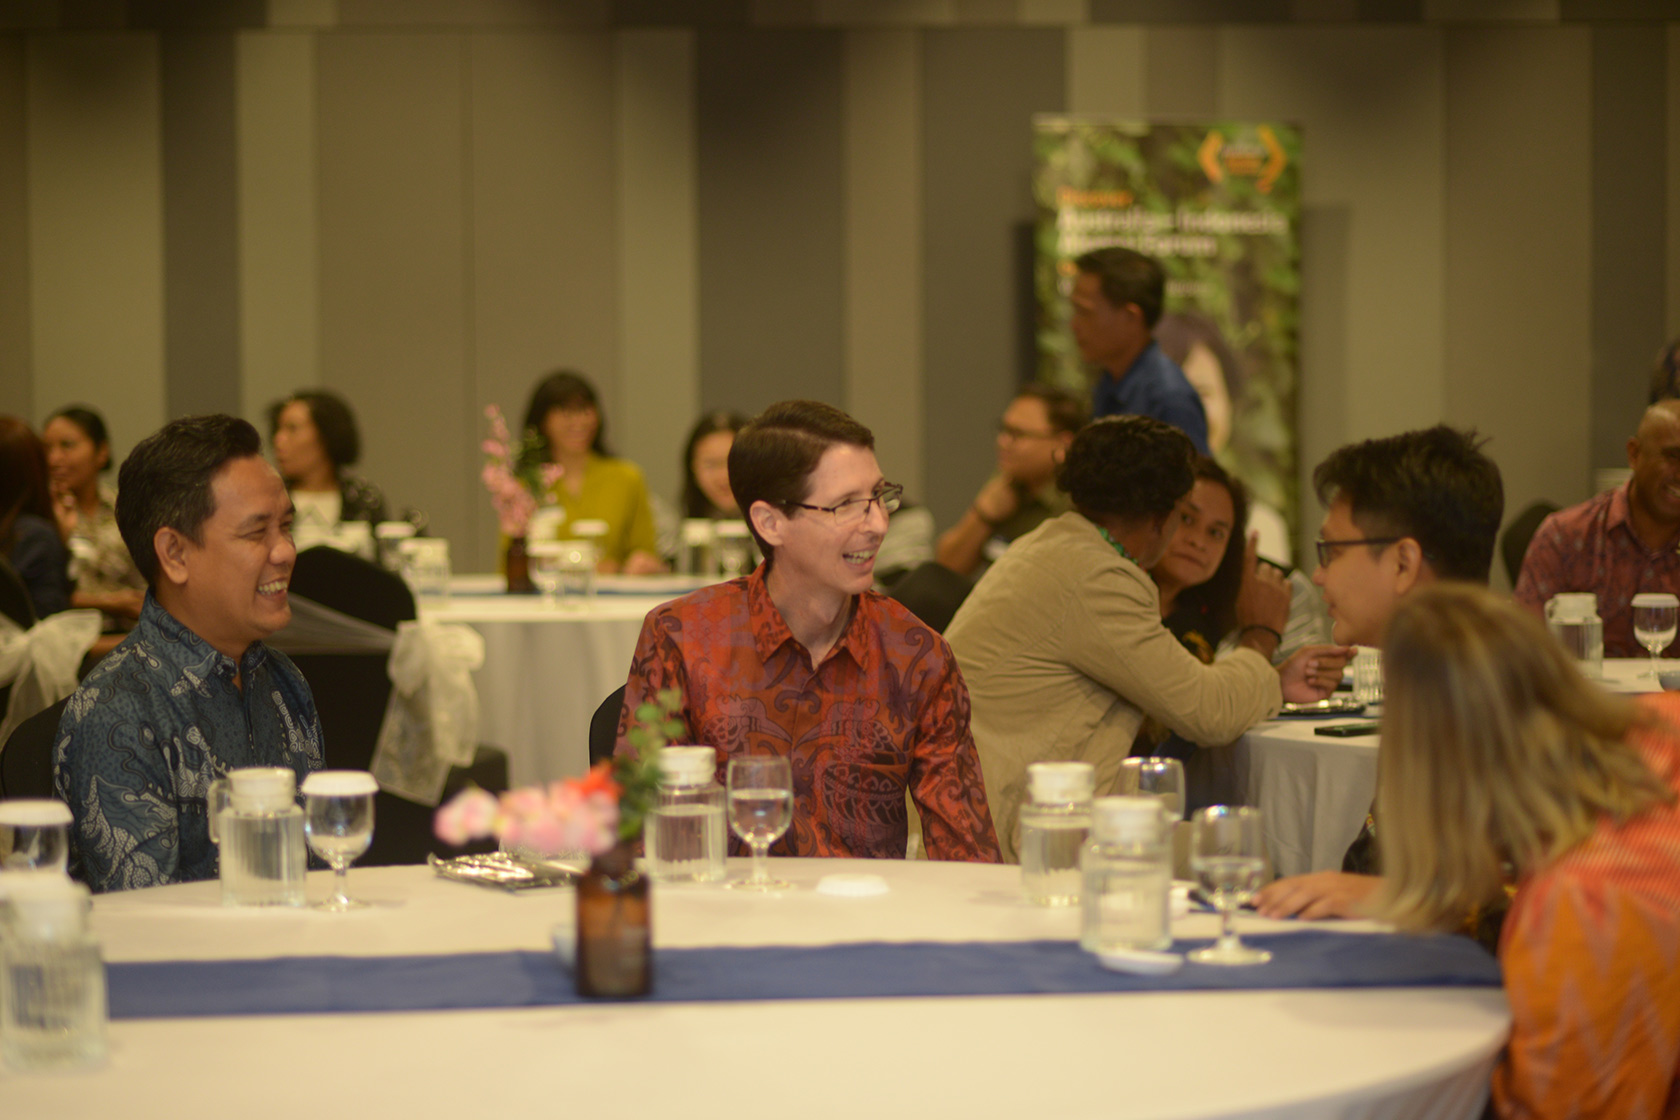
left=433, top=786, right=501, bottom=846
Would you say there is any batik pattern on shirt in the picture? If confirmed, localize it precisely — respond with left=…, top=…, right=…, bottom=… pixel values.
left=615, top=566, right=1000, bottom=862
left=1492, top=690, right=1680, bottom=1118
left=53, top=594, right=323, bottom=893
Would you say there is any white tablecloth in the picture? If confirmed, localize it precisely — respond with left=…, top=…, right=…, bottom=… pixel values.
left=1225, top=657, right=1670, bottom=878
left=418, top=574, right=710, bottom=786
left=10, top=860, right=1509, bottom=1120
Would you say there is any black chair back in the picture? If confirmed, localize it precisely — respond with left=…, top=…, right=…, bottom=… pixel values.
left=0, top=557, right=37, bottom=630
left=282, top=547, right=503, bottom=865
left=589, top=685, right=626, bottom=768
left=1501, top=500, right=1560, bottom=587
left=886, top=560, right=973, bottom=634
left=1, top=697, right=67, bottom=799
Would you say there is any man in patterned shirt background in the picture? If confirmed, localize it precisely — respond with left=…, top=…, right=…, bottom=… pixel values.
left=1515, top=398, right=1680, bottom=653
left=55, top=414, right=322, bottom=892
left=616, top=400, right=1000, bottom=862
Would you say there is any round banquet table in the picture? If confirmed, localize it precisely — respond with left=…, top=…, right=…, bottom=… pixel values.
left=417, top=573, right=712, bottom=786
left=9, top=860, right=1510, bottom=1120
left=1222, top=657, right=1670, bottom=878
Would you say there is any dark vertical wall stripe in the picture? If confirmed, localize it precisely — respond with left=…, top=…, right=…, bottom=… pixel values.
left=161, top=32, right=240, bottom=418
left=1591, top=25, right=1667, bottom=465
left=921, top=28, right=1064, bottom=528
left=0, top=39, right=29, bottom=419
left=696, top=30, right=844, bottom=415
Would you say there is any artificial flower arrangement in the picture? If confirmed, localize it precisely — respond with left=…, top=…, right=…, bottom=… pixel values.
left=480, top=404, right=563, bottom=538
left=434, top=688, right=686, bottom=855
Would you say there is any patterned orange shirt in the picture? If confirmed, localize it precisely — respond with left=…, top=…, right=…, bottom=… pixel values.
left=615, top=566, right=1001, bottom=862
left=1493, top=691, right=1680, bottom=1119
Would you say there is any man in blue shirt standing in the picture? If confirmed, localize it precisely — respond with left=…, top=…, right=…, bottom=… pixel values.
left=55, top=415, right=322, bottom=892
left=1074, top=247, right=1209, bottom=454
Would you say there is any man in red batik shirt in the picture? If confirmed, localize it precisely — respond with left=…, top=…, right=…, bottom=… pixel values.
left=615, top=400, right=1001, bottom=862
left=1515, top=399, right=1680, bottom=654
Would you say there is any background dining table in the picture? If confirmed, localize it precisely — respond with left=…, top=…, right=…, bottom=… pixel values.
left=417, top=573, right=715, bottom=785
left=1218, top=656, right=1671, bottom=878
left=11, top=858, right=1510, bottom=1120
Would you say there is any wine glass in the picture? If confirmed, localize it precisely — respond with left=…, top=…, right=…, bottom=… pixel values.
left=1117, top=757, right=1186, bottom=826
left=526, top=541, right=566, bottom=607
left=1188, top=806, right=1272, bottom=966
left=726, top=755, right=793, bottom=891
left=301, top=771, right=378, bottom=911
left=1632, top=593, right=1679, bottom=682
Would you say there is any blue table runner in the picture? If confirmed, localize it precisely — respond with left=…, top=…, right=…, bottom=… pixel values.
left=108, top=931, right=1500, bottom=1020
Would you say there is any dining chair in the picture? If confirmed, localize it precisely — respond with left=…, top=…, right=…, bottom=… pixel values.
left=0, top=696, right=66, bottom=799
left=588, top=684, right=625, bottom=768
left=283, top=546, right=506, bottom=864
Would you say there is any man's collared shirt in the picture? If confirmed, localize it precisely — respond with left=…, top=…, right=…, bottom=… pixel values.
left=1514, top=484, right=1680, bottom=657
left=615, top=565, right=1001, bottom=862
left=54, top=594, right=323, bottom=893
left=1090, top=339, right=1210, bottom=454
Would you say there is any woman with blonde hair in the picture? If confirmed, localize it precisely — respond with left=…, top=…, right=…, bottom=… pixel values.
left=1376, top=583, right=1680, bottom=1118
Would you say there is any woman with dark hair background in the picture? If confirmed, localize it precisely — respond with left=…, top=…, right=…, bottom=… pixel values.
left=682, top=409, right=751, bottom=519
left=269, top=389, right=388, bottom=552
left=0, top=415, right=71, bottom=619
left=43, top=405, right=144, bottom=628
left=522, top=370, right=664, bottom=574
left=1132, top=457, right=1285, bottom=762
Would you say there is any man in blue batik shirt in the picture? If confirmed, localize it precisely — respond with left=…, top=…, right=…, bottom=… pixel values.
left=54, top=414, right=322, bottom=893
left=1074, top=247, right=1210, bottom=454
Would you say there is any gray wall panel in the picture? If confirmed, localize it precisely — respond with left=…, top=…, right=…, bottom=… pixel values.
left=616, top=29, right=700, bottom=510
left=470, top=28, right=619, bottom=548
left=921, top=27, right=1064, bottom=528
left=1591, top=25, right=1666, bottom=463
left=1445, top=25, right=1591, bottom=582
left=161, top=32, right=241, bottom=419
left=26, top=33, right=166, bottom=461
left=0, top=38, right=28, bottom=420
left=696, top=30, right=845, bottom=417
left=316, top=32, right=478, bottom=563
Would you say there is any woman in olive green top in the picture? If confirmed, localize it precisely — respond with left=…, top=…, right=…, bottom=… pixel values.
left=522, top=370, right=664, bottom=574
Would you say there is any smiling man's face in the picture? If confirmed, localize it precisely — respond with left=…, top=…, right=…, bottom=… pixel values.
left=170, top=456, right=297, bottom=660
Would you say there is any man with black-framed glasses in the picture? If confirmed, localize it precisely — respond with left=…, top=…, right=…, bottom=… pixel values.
left=935, top=384, right=1086, bottom=580
left=615, top=400, right=1001, bottom=863
left=1309, top=425, right=1503, bottom=648
left=1256, top=423, right=1504, bottom=921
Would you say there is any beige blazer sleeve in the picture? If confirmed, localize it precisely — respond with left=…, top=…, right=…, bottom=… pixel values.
left=1060, top=555, right=1281, bottom=748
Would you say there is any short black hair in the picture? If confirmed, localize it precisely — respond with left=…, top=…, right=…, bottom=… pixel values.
left=1313, top=425, right=1504, bottom=583
left=1015, top=383, right=1088, bottom=436
left=682, top=409, right=752, bottom=518
left=45, top=405, right=112, bottom=471
left=1057, top=415, right=1195, bottom=521
left=269, top=390, right=361, bottom=470
left=1074, top=247, right=1166, bottom=329
left=118, top=414, right=263, bottom=586
left=523, top=370, right=611, bottom=458
left=729, top=400, right=875, bottom=561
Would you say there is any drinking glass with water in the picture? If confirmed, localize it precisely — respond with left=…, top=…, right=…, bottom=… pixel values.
left=725, top=755, right=792, bottom=892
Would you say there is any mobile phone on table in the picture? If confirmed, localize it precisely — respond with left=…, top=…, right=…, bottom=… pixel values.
left=1314, top=721, right=1379, bottom=738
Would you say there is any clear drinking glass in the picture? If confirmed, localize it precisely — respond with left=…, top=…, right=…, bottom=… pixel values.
left=1117, top=757, right=1186, bottom=825
left=0, top=801, right=72, bottom=874
left=1632, top=593, right=1679, bottom=682
left=1188, top=806, right=1272, bottom=966
left=301, top=771, right=377, bottom=911
left=527, top=541, right=566, bottom=607
left=725, top=756, right=793, bottom=892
